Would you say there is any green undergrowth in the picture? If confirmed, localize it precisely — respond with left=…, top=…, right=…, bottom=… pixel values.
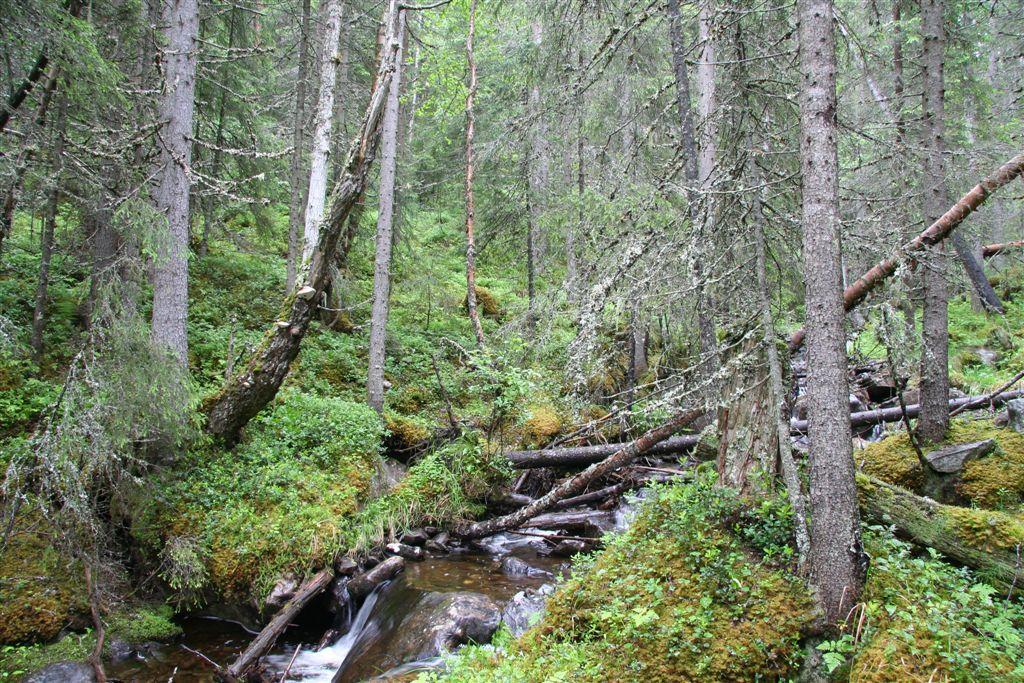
left=838, top=530, right=1024, bottom=682
left=856, top=419, right=1024, bottom=509
left=430, top=472, right=815, bottom=682
left=0, top=604, right=180, bottom=679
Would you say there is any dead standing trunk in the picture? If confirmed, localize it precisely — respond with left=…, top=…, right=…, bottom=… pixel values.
left=286, top=0, right=312, bottom=291
left=367, top=10, right=407, bottom=414
left=797, top=0, right=865, bottom=626
left=151, top=0, right=199, bottom=366
left=917, top=0, right=951, bottom=444
left=463, top=0, right=485, bottom=347
left=202, top=2, right=402, bottom=446
left=526, top=18, right=548, bottom=336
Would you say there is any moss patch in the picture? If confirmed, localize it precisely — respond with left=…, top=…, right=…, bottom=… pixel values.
left=434, top=474, right=814, bottom=682
left=520, top=405, right=561, bottom=448
left=463, top=286, right=499, bottom=317
left=856, top=419, right=1024, bottom=509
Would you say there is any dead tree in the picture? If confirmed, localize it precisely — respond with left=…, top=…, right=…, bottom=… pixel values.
left=463, top=0, right=486, bottom=347
left=787, top=152, right=1024, bottom=352
left=203, top=1, right=403, bottom=447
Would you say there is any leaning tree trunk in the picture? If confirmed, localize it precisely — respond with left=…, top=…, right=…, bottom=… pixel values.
left=367, top=9, right=407, bottom=414
left=917, top=0, right=951, bottom=444
left=798, top=0, right=865, bottom=626
left=151, top=0, right=199, bottom=366
left=463, top=0, right=485, bottom=347
left=786, top=151, right=1024, bottom=352
left=203, top=2, right=402, bottom=447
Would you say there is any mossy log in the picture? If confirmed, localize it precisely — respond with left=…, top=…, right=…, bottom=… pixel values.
left=856, top=474, right=1023, bottom=593
left=505, top=434, right=712, bottom=469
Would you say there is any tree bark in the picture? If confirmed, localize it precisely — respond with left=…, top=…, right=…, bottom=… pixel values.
left=0, top=53, right=48, bottom=135
left=30, top=93, right=68, bottom=363
left=455, top=408, right=704, bottom=539
left=798, top=0, right=865, bottom=626
left=203, top=2, right=402, bottom=446
left=301, top=0, right=344, bottom=266
left=526, top=18, right=547, bottom=336
left=367, top=10, right=407, bottom=414
left=151, top=0, right=199, bottom=365
left=286, top=0, right=312, bottom=291
left=917, top=0, right=951, bottom=444
left=463, top=0, right=485, bottom=347
left=786, top=152, right=1024, bottom=352
left=223, top=569, right=333, bottom=681
left=982, top=240, right=1024, bottom=258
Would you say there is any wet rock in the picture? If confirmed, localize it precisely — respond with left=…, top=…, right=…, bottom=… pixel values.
left=385, top=592, right=500, bottom=661
left=264, top=573, right=299, bottom=611
left=925, top=439, right=995, bottom=474
left=1007, top=398, right=1024, bottom=433
left=335, top=555, right=359, bottom=576
left=501, top=584, right=555, bottom=637
left=106, top=638, right=133, bottom=662
left=400, top=529, right=430, bottom=546
left=977, top=348, right=999, bottom=366
left=25, top=661, right=96, bottom=683
left=424, top=526, right=440, bottom=536
left=500, top=556, right=554, bottom=579
left=348, top=556, right=406, bottom=600
left=425, top=532, right=450, bottom=552
left=470, top=531, right=554, bottom=555
left=386, top=542, right=425, bottom=561
left=328, top=577, right=352, bottom=616
left=547, top=539, right=589, bottom=557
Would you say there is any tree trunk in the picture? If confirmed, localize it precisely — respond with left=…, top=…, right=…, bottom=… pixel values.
left=786, top=152, right=1024, bottom=352
left=286, top=0, right=312, bottom=291
left=526, top=18, right=547, bottom=336
left=151, top=0, right=199, bottom=365
left=463, top=0, right=485, bottom=347
left=982, top=240, right=1024, bottom=258
left=797, top=0, right=865, bottom=626
left=301, top=0, right=344, bottom=267
left=30, top=94, right=68, bottom=364
left=0, top=53, right=48, bottom=135
left=203, top=2, right=402, bottom=447
left=198, top=8, right=235, bottom=260
left=857, top=475, right=1022, bottom=594
left=367, top=10, right=407, bottom=414
left=455, top=408, right=705, bottom=539
left=917, top=0, right=951, bottom=444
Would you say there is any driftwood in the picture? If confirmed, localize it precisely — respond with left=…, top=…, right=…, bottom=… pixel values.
left=454, top=408, right=705, bottom=539
left=857, top=475, right=1022, bottom=594
left=982, top=240, right=1024, bottom=258
left=788, top=152, right=1024, bottom=351
left=789, top=389, right=1024, bottom=434
left=222, top=568, right=333, bottom=681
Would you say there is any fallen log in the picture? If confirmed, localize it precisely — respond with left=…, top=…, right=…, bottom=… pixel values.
left=454, top=408, right=705, bottom=539
left=982, top=240, right=1024, bottom=259
left=856, top=474, right=1022, bottom=594
left=506, top=434, right=710, bottom=469
left=789, top=390, right=1024, bottom=434
left=347, top=555, right=405, bottom=600
left=788, top=152, right=1024, bottom=352
left=552, top=481, right=633, bottom=510
left=527, top=510, right=615, bottom=533
left=222, top=568, right=333, bottom=681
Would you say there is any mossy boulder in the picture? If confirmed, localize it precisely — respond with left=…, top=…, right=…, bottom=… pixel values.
left=385, top=413, right=432, bottom=454
left=463, top=286, right=499, bottom=317
left=856, top=419, right=1024, bottom=509
left=521, top=405, right=562, bottom=448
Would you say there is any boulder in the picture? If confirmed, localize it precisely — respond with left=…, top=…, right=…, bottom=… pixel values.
left=385, top=542, right=424, bottom=561
left=400, top=529, right=430, bottom=546
left=385, top=592, right=500, bottom=662
left=924, top=439, right=995, bottom=474
left=425, top=532, right=450, bottom=553
left=25, top=662, right=96, bottom=683
left=547, top=539, right=590, bottom=557
left=499, top=556, right=553, bottom=579
left=501, top=584, right=555, bottom=637
left=1006, top=398, right=1024, bottom=433
left=334, top=555, right=359, bottom=576
left=264, top=573, right=299, bottom=611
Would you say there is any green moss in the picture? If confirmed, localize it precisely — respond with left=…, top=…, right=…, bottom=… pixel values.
left=463, top=286, right=499, bottom=317
left=520, top=405, right=561, bottom=448
left=435, top=474, right=814, bottom=682
left=0, top=631, right=94, bottom=679
left=856, top=419, right=1024, bottom=509
left=848, top=531, right=1024, bottom=682
left=385, top=413, right=432, bottom=451
left=944, top=507, right=1024, bottom=552
left=105, top=605, right=181, bottom=644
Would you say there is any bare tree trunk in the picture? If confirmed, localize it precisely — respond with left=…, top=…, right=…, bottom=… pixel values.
left=797, top=0, right=864, bottom=626
left=151, top=0, right=199, bottom=365
left=30, top=94, right=68, bottom=363
left=367, top=10, right=407, bottom=415
left=203, top=2, right=402, bottom=446
left=286, top=0, right=312, bottom=291
left=526, top=18, right=547, bottom=336
left=301, top=0, right=344, bottom=266
left=917, top=0, right=951, bottom=444
left=786, top=152, right=1024, bottom=352
left=463, top=0, right=485, bottom=347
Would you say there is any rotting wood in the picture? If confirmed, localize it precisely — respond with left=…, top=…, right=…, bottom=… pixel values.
left=222, top=569, right=333, bottom=681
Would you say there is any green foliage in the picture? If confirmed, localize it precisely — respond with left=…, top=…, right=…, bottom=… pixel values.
left=105, top=604, right=181, bottom=643
left=0, top=354, right=58, bottom=435
left=433, top=473, right=813, bottom=682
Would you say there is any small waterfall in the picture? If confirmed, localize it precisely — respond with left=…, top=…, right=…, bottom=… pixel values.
left=267, top=582, right=386, bottom=682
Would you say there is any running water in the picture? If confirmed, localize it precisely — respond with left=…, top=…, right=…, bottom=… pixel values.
left=266, top=583, right=387, bottom=682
